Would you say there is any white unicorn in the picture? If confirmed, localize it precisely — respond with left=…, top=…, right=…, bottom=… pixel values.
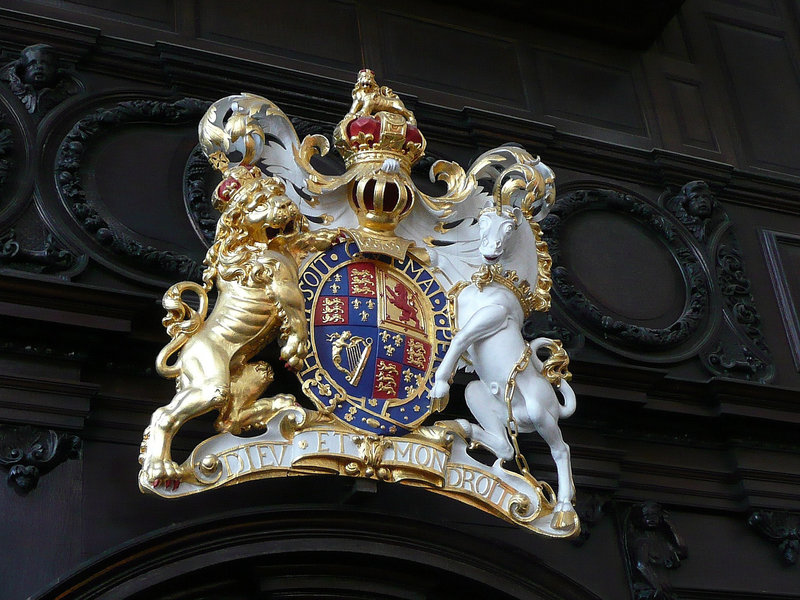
left=430, top=201, right=578, bottom=529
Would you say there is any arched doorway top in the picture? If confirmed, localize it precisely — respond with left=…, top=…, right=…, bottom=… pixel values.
left=33, top=505, right=600, bottom=600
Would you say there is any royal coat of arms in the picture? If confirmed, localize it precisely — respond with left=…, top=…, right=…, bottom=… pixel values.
left=299, top=240, right=451, bottom=435
left=138, top=70, right=580, bottom=538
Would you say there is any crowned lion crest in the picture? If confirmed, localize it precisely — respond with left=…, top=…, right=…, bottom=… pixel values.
left=139, top=70, right=580, bottom=538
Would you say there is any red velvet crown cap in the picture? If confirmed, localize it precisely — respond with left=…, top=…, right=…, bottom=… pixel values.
left=217, top=176, right=241, bottom=202
left=347, top=116, right=381, bottom=144
left=346, top=116, right=423, bottom=149
left=405, top=124, right=422, bottom=145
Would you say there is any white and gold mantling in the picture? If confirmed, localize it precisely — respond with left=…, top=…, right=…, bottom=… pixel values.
left=138, top=70, right=579, bottom=538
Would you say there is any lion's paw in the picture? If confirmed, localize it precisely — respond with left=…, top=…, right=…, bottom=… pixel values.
left=141, top=458, right=185, bottom=491
left=281, top=336, right=308, bottom=367
left=284, top=354, right=305, bottom=371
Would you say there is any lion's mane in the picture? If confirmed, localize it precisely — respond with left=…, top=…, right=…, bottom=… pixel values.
left=201, top=178, right=296, bottom=291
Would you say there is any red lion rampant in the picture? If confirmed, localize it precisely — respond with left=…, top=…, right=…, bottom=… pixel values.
left=385, top=282, right=420, bottom=329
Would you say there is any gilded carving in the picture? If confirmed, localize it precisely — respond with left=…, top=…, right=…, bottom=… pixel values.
left=139, top=72, right=579, bottom=539
left=140, top=166, right=339, bottom=487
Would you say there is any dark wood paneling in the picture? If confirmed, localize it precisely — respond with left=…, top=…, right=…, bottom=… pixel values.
left=196, top=0, right=362, bottom=70
left=0, top=459, right=82, bottom=600
left=64, top=0, right=176, bottom=30
left=532, top=51, right=648, bottom=137
left=89, top=127, right=203, bottom=255
left=761, top=229, right=800, bottom=371
left=711, top=19, right=800, bottom=174
left=657, top=12, right=693, bottom=61
left=0, top=5, right=799, bottom=600
left=378, top=12, right=526, bottom=108
left=671, top=511, right=800, bottom=596
left=560, top=211, right=685, bottom=328
left=435, top=0, right=685, bottom=50
left=715, top=0, right=778, bottom=15
left=666, top=76, right=719, bottom=152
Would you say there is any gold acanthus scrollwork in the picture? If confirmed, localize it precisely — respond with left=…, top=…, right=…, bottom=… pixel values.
left=295, top=136, right=546, bottom=222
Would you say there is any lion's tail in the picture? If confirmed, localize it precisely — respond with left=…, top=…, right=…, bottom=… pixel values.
left=528, top=337, right=576, bottom=419
left=155, top=281, right=209, bottom=379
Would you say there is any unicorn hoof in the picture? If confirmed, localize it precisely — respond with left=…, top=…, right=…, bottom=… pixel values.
left=552, top=507, right=578, bottom=530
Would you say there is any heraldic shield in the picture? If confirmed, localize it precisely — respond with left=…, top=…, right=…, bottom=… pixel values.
left=138, top=69, right=580, bottom=538
left=299, top=240, right=450, bottom=435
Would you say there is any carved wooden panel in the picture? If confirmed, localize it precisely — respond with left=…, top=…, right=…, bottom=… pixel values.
left=666, top=76, right=719, bottom=152
left=0, top=90, right=33, bottom=228
left=531, top=51, right=649, bottom=137
left=52, top=98, right=210, bottom=286
left=543, top=188, right=712, bottom=363
left=63, top=0, right=177, bottom=30
left=710, top=18, right=800, bottom=175
left=656, top=12, right=693, bottom=62
left=543, top=182, right=773, bottom=381
left=377, top=12, right=526, bottom=108
left=761, top=229, right=800, bottom=371
left=196, top=0, right=362, bottom=70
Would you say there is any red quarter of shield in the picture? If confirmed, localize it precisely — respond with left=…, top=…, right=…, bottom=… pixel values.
left=403, top=337, right=430, bottom=371
left=373, top=358, right=402, bottom=399
left=314, top=296, right=347, bottom=326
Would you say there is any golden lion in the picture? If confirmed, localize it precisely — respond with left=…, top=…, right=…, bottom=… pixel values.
left=139, top=169, right=338, bottom=488
left=347, top=68, right=416, bottom=124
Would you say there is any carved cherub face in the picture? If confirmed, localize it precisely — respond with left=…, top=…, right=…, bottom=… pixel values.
left=478, top=210, right=518, bottom=264
left=639, top=501, right=665, bottom=529
left=683, top=181, right=713, bottom=219
left=20, top=45, right=58, bottom=88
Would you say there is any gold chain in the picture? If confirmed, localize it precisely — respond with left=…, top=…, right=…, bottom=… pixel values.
left=503, top=345, right=557, bottom=507
left=504, top=345, right=533, bottom=479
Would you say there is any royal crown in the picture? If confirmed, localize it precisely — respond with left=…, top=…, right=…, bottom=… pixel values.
left=333, top=69, right=426, bottom=171
left=332, top=70, right=426, bottom=235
